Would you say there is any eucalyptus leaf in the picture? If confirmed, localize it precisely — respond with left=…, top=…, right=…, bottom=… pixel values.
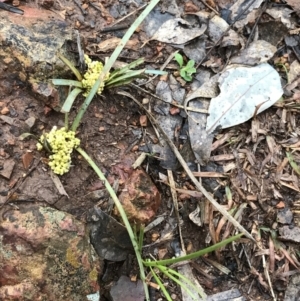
left=206, top=63, right=283, bottom=134
left=287, top=152, right=300, bottom=176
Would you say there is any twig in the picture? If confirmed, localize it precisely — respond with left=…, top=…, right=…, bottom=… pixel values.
left=75, top=30, right=85, bottom=72
left=100, top=24, right=130, bottom=33
left=130, top=83, right=208, bottom=114
left=117, top=90, right=255, bottom=241
left=139, top=50, right=179, bottom=86
left=73, top=0, right=87, bottom=15
left=88, top=1, right=101, bottom=12
left=245, top=0, right=269, bottom=48
left=199, top=0, right=219, bottom=15
left=167, top=170, right=185, bottom=252
left=110, top=3, right=147, bottom=27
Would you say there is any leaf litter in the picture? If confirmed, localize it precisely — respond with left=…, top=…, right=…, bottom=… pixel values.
left=2, top=0, right=300, bottom=300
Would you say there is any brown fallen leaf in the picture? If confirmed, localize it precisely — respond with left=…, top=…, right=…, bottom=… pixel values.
left=22, top=152, right=34, bottom=170
left=97, top=37, right=139, bottom=52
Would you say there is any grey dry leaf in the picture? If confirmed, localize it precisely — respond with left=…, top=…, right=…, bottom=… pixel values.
left=230, top=40, right=277, bottom=65
left=289, top=60, right=300, bottom=83
left=192, top=11, right=240, bottom=47
left=50, top=171, right=69, bottom=198
left=151, top=18, right=207, bottom=44
left=185, top=74, right=220, bottom=165
left=266, top=7, right=294, bottom=29
left=206, top=63, right=283, bottom=134
left=285, top=0, right=300, bottom=15
left=228, top=0, right=263, bottom=29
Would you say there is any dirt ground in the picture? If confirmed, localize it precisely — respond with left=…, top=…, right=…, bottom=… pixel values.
left=1, top=0, right=300, bottom=300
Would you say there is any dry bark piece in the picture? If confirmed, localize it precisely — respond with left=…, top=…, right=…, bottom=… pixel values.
left=97, top=37, right=139, bottom=52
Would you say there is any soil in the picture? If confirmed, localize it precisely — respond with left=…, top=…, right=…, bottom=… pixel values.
left=1, top=0, right=300, bottom=301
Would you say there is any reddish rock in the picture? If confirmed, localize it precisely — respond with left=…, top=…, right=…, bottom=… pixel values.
left=0, top=9, right=74, bottom=110
left=115, top=169, right=161, bottom=225
left=0, top=204, right=102, bottom=301
left=110, top=276, right=144, bottom=301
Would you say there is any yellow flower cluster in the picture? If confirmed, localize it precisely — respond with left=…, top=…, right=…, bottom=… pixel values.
left=81, top=55, right=110, bottom=96
left=36, top=126, right=80, bottom=175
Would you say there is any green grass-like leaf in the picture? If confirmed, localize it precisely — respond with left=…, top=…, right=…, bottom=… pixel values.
left=150, top=267, right=172, bottom=301
left=61, top=88, right=83, bottom=113
left=157, top=266, right=203, bottom=300
left=144, top=233, right=243, bottom=267
left=72, top=0, right=161, bottom=132
left=106, top=69, right=146, bottom=87
left=57, top=53, right=83, bottom=81
left=52, top=79, right=83, bottom=88
left=286, top=152, right=300, bottom=176
left=109, top=58, right=145, bottom=80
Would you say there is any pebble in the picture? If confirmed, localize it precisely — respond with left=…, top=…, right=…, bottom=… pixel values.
left=1, top=107, right=10, bottom=115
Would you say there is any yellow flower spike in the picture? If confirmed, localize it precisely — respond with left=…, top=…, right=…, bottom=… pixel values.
left=82, top=55, right=110, bottom=96
left=36, top=126, right=80, bottom=175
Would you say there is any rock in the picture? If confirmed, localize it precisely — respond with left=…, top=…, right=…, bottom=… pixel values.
left=277, top=208, right=293, bottom=224
left=0, top=9, right=75, bottom=110
left=279, top=225, right=300, bottom=243
left=0, top=115, right=14, bottom=125
left=25, top=116, right=36, bottom=129
left=0, top=204, right=102, bottom=301
left=0, top=106, right=10, bottom=115
left=114, top=169, right=161, bottom=225
left=110, top=276, right=144, bottom=301
left=207, top=289, right=246, bottom=301
left=0, top=158, right=15, bottom=179
left=284, top=274, right=300, bottom=301
left=88, top=207, right=133, bottom=261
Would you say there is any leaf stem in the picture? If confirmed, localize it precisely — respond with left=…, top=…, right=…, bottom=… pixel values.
left=76, top=147, right=150, bottom=301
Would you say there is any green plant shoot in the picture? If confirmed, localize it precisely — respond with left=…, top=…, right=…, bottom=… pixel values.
left=174, top=53, right=196, bottom=82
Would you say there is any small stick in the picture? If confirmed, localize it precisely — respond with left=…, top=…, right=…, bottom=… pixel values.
left=110, top=3, right=147, bottom=27
left=199, top=0, right=219, bottom=15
